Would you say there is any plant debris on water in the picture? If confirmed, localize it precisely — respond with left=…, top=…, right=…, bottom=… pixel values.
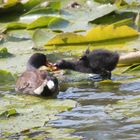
left=0, top=0, right=140, bottom=139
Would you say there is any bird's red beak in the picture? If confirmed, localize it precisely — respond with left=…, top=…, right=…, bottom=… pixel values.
left=46, top=61, right=59, bottom=71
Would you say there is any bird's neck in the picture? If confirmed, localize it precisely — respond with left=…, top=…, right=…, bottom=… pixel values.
left=62, top=61, right=76, bottom=70
left=26, top=62, right=37, bottom=70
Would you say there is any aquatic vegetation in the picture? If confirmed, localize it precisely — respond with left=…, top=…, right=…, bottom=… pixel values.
left=0, top=0, right=140, bottom=139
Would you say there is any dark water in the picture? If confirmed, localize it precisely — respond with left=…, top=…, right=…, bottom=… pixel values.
left=48, top=75, right=140, bottom=140
left=1, top=67, right=140, bottom=139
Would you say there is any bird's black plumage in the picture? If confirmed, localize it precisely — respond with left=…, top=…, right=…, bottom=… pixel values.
left=56, top=49, right=119, bottom=79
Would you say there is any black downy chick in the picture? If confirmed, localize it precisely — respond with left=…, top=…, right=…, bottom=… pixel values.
left=55, top=49, right=119, bottom=80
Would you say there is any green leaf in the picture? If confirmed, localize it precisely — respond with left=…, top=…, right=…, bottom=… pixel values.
left=0, top=109, right=18, bottom=118
left=0, top=69, right=15, bottom=83
left=27, top=16, right=69, bottom=30
left=23, top=0, right=43, bottom=11
left=0, top=0, right=24, bottom=15
left=27, top=16, right=54, bottom=29
left=48, top=17, right=70, bottom=30
left=23, top=1, right=61, bottom=14
left=45, top=25, right=139, bottom=46
left=106, top=96, right=140, bottom=120
left=32, top=29, right=57, bottom=48
left=112, top=18, right=133, bottom=27
left=90, top=11, right=134, bottom=25
left=2, top=22, right=27, bottom=32
left=135, top=12, right=140, bottom=28
left=94, top=0, right=127, bottom=5
left=7, top=30, right=32, bottom=41
left=123, top=64, right=140, bottom=73
left=23, top=7, right=58, bottom=16
left=0, top=94, right=77, bottom=133
left=1, top=0, right=19, bottom=8
left=85, top=25, right=138, bottom=42
left=0, top=47, right=12, bottom=58
left=46, top=32, right=85, bottom=46
left=47, top=1, right=61, bottom=10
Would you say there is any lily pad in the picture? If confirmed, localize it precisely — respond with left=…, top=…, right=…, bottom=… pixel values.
left=0, top=94, right=78, bottom=133
left=90, top=11, right=134, bottom=25
left=23, top=7, right=59, bottom=16
left=2, top=126, right=82, bottom=139
left=85, top=25, right=138, bottom=42
left=105, top=96, right=140, bottom=120
left=0, top=108, right=18, bottom=118
left=46, top=32, right=85, bottom=45
left=27, top=16, right=54, bottom=29
left=0, top=47, right=12, bottom=58
left=0, top=0, right=24, bottom=15
left=32, top=29, right=57, bottom=48
left=123, top=63, right=140, bottom=73
left=23, top=0, right=61, bottom=12
left=1, top=22, right=27, bottom=32
left=45, top=25, right=139, bottom=46
left=27, top=16, right=69, bottom=30
left=48, top=17, right=70, bottom=30
left=23, top=0, right=43, bottom=11
left=7, top=29, right=32, bottom=41
left=0, top=69, right=15, bottom=83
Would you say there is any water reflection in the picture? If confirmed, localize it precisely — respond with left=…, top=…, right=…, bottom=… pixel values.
left=120, top=81, right=140, bottom=92
left=1, top=65, right=140, bottom=139
left=48, top=77, right=140, bottom=140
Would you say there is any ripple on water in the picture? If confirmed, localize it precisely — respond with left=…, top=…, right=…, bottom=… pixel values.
left=55, top=78, right=140, bottom=140
left=120, top=81, right=140, bottom=92
left=58, top=87, right=133, bottom=105
left=48, top=105, right=127, bottom=140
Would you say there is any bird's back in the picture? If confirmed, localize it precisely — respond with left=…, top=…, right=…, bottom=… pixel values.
left=88, top=49, right=119, bottom=72
left=15, top=70, right=44, bottom=94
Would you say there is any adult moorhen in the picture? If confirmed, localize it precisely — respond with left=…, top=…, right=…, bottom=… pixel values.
left=15, top=53, right=58, bottom=97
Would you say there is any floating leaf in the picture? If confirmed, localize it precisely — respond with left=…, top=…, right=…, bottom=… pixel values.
left=27, top=16, right=69, bottom=30
left=23, top=1, right=61, bottom=17
left=0, top=47, right=12, bottom=58
left=1, top=22, right=27, bottom=32
left=0, top=94, right=78, bottom=133
left=0, top=0, right=24, bottom=15
left=85, top=25, right=138, bottom=42
left=47, top=1, right=61, bottom=10
left=23, top=7, right=58, bottom=16
left=123, top=64, right=140, bottom=73
left=94, top=0, right=127, bottom=5
left=46, top=32, right=85, bottom=46
left=90, top=11, right=134, bottom=25
left=0, top=69, right=15, bottom=83
left=112, top=18, right=133, bottom=27
left=27, top=16, right=54, bottom=29
left=32, top=29, right=57, bottom=48
left=48, top=17, right=69, bottom=30
left=7, top=30, right=32, bottom=41
left=45, top=25, right=139, bottom=46
left=135, top=12, right=140, bottom=29
left=105, top=96, right=140, bottom=120
left=0, top=109, right=18, bottom=118
left=23, top=0, right=42, bottom=10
